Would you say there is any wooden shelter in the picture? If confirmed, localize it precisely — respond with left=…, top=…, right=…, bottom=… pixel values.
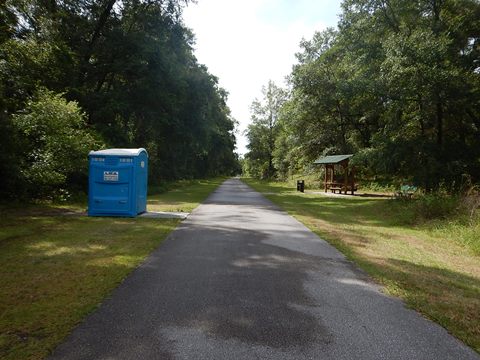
left=314, top=154, right=357, bottom=195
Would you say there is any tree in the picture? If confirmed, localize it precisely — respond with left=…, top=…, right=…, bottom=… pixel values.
left=271, top=0, right=480, bottom=190
left=0, top=0, right=240, bottom=199
left=13, top=89, right=102, bottom=198
left=244, top=81, right=287, bottom=179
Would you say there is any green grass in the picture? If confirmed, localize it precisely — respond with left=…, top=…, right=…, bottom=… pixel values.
left=0, top=178, right=223, bottom=360
left=148, top=178, right=225, bottom=212
left=243, top=178, right=480, bottom=353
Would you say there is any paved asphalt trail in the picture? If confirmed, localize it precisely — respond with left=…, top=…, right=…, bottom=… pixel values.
left=50, top=179, right=479, bottom=360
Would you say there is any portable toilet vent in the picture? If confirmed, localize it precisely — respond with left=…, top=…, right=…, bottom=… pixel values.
left=88, top=148, right=148, bottom=217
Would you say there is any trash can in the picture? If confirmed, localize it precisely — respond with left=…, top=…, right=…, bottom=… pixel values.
left=297, top=180, right=305, bottom=192
left=88, top=148, right=148, bottom=217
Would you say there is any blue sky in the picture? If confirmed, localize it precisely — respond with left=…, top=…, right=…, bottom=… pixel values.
left=183, top=0, right=342, bottom=155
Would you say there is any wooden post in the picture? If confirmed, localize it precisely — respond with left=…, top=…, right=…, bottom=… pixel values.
left=332, top=165, right=335, bottom=189
left=324, top=164, right=328, bottom=192
left=343, top=160, right=348, bottom=195
left=351, top=166, right=355, bottom=195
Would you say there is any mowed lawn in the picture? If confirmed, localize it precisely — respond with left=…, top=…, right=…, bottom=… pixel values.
left=243, top=178, right=480, bottom=353
left=148, top=178, right=225, bottom=213
left=0, top=179, right=223, bottom=360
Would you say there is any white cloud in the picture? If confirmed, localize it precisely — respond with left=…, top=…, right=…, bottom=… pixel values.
left=183, top=0, right=340, bottom=155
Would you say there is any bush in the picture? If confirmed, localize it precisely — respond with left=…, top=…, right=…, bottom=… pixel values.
left=460, top=186, right=480, bottom=223
left=410, top=186, right=480, bottom=223
left=359, top=180, right=397, bottom=193
left=412, top=193, right=460, bottom=220
left=388, top=191, right=461, bottom=225
left=13, top=89, right=103, bottom=199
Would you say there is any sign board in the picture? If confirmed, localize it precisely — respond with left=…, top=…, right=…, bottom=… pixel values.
left=104, top=171, right=119, bottom=181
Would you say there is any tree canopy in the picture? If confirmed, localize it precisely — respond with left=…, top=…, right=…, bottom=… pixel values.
left=244, top=0, right=480, bottom=190
left=0, top=0, right=239, bottom=199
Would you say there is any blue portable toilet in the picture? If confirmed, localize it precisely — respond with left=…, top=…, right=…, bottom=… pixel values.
left=88, top=148, right=148, bottom=217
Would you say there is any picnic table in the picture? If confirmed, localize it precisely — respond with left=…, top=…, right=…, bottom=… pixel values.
left=327, top=182, right=357, bottom=194
left=395, top=185, right=417, bottom=199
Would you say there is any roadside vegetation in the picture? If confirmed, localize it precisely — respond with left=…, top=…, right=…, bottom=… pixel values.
left=243, top=1, right=480, bottom=193
left=243, top=178, right=480, bottom=353
left=0, top=178, right=222, bottom=360
left=0, top=1, right=240, bottom=202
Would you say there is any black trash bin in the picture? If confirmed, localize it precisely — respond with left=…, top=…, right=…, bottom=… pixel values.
left=297, top=180, right=305, bottom=192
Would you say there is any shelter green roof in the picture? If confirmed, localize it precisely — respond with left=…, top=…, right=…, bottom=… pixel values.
left=314, top=154, right=353, bottom=164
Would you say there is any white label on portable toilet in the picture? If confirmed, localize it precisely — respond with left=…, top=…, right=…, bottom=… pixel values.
left=104, top=171, right=119, bottom=181
left=141, top=161, right=145, bottom=168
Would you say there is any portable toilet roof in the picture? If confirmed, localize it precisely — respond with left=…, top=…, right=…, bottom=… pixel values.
left=89, top=148, right=147, bottom=157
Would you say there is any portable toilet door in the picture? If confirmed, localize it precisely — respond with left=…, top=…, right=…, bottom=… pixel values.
left=135, top=150, right=148, bottom=214
left=88, top=148, right=148, bottom=217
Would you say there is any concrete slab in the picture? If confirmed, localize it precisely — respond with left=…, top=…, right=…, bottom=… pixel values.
left=139, top=211, right=189, bottom=219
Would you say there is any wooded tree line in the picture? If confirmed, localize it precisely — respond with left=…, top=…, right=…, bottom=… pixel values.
left=0, top=0, right=239, bottom=199
left=245, top=0, right=480, bottom=191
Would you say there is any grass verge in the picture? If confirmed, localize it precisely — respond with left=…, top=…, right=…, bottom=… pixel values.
left=148, top=178, right=225, bottom=212
left=0, top=178, right=223, bottom=360
left=243, top=178, right=480, bottom=353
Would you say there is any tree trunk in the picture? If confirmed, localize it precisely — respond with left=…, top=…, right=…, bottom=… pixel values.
left=436, top=98, right=443, bottom=148
left=85, top=0, right=117, bottom=63
left=78, top=0, right=117, bottom=85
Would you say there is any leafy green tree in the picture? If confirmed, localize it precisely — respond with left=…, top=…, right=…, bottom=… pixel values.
left=272, top=100, right=307, bottom=180
left=0, top=0, right=240, bottom=199
left=277, top=0, right=480, bottom=190
left=245, top=81, right=287, bottom=179
left=13, top=89, right=103, bottom=198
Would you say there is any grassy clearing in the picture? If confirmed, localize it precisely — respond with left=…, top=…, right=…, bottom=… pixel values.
left=243, top=178, right=480, bottom=353
left=0, top=178, right=223, bottom=360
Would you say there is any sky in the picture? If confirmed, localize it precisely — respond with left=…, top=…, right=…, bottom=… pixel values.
left=183, top=0, right=342, bottom=155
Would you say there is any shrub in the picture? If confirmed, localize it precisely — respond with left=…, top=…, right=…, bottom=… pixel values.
left=389, top=191, right=461, bottom=224
left=13, top=89, right=103, bottom=199
left=460, top=186, right=480, bottom=223
left=413, top=192, right=460, bottom=221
